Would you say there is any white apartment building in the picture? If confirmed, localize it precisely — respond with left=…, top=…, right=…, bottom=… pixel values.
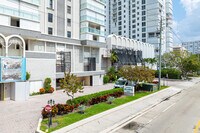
left=80, top=0, right=106, bottom=42
left=0, top=0, right=106, bottom=101
left=182, top=41, right=200, bottom=54
left=106, top=0, right=173, bottom=54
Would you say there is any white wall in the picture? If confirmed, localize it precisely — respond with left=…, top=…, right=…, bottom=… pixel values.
left=26, top=58, right=56, bottom=89
left=20, top=19, right=40, bottom=31
left=0, top=15, right=10, bottom=26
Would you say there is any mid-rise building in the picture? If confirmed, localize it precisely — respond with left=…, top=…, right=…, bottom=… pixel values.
left=182, top=41, right=200, bottom=54
left=80, top=0, right=106, bottom=42
left=0, top=0, right=106, bottom=101
left=106, top=0, right=173, bottom=54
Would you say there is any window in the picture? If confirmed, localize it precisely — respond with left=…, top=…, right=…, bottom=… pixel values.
left=118, top=31, right=122, bottom=35
left=48, top=13, right=53, bottom=22
left=142, top=5, right=145, bottom=10
left=67, top=31, right=71, bottom=38
left=11, top=18, right=20, bottom=27
left=67, top=6, right=71, bottom=14
left=67, top=19, right=71, bottom=26
left=49, top=0, right=53, bottom=9
left=142, top=11, right=146, bottom=15
left=142, top=0, right=145, bottom=4
left=148, top=33, right=155, bottom=38
left=142, top=33, right=146, bottom=37
left=142, top=16, right=146, bottom=21
left=142, top=22, right=146, bottom=26
left=142, top=27, right=146, bottom=32
left=48, top=27, right=53, bottom=35
left=142, top=39, right=146, bottom=42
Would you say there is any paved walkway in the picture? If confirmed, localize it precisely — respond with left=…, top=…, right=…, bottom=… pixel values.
left=0, top=84, right=114, bottom=133
left=53, top=78, right=200, bottom=133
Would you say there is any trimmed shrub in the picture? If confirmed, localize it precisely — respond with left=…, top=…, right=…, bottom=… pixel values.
left=39, top=88, right=45, bottom=94
left=155, top=68, right=181, bottom=79
left=66, top=88, right=123, bottom=106
left=44, top=78, right=52, bottom=92
left=26, top=72, right=31, bottom=81
left=107, top=67, right=117, bottom=82
left=103, top=75, right=110, bottom=84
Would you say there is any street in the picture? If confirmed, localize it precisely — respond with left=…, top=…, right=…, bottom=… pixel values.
left=115, top=80, right=200, bottom=133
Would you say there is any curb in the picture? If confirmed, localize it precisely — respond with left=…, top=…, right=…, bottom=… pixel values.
left=35, top=117, right=45, bottom=133
left=101, top=89, right=182, bottom=133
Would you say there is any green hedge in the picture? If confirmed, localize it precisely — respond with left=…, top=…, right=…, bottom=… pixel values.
left=66, top=88, right=123, bottom=105
left=155, top=68, right=181, bottom=79
left=103, top=75, right=110, bottom=84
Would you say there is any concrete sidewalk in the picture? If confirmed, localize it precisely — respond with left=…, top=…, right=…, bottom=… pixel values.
left=53, top=78, right=200, bottom=133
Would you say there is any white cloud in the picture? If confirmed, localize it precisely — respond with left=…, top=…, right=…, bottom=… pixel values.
left=180, top=0, right=200, bottom=15
left=175, top=0, right=200, bottom=43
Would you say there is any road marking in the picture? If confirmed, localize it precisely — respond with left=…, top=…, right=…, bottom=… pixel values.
left=194, top=120, right=200, bottom=133
left=162, top=103, right=176, bottom=113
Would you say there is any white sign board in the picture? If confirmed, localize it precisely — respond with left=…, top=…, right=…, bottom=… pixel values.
left=124, top=86, right=135, bottom=96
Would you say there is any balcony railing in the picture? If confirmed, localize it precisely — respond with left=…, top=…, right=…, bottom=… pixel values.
left=0, top=4, right=40, bottom=21
left=80, top=15, right=105, bottom=25
left=97, top=0, right=106, bottom=4
left=21, top=0, right=40, bottom=6
left=81, top=27, right=105, bottom=36
left=81, top=3, right=105, bottom=15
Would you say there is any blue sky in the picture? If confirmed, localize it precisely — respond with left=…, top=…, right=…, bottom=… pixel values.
left=173, top=1, right=186, bottom=21
left=173, top=0, right=200, bottom=44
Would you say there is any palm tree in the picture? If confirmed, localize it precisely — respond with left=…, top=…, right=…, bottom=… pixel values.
left=110, top=51, right=119, bottom=66
left=144, top=58, right=157, bottom=69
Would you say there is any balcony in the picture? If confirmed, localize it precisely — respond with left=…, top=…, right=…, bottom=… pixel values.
left=81, top=27, right=105, bottom=36
left=96, top=0, right=106, bottom=4
left=80, top=15, right=105, bottom=25
left=0, top=4, right=40, bottom=22
left=81, top=3, right=105, bottom=15
left=21, top=0, right=40, bottom=6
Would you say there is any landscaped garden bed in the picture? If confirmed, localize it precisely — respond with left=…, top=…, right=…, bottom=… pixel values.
left=40, top=86, right=168, bottom=132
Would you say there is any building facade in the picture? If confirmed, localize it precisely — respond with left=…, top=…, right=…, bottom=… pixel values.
left=101, top=34, right=155, bottom=70
left=80, top=0, right=106, bottom=42
left=0, top=0, right=106, bottom=101
left=182, top=41, right=200, bottom=54
left=0, top=0, right=155, bottom=101
left=106, top=0, right=173, bottom=54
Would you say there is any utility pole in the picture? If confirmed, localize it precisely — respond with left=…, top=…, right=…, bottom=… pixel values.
left=158, top=16, right=162, bottom=90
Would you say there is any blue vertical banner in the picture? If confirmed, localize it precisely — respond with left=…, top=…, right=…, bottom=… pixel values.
left=0, top=57, right=26, bottom=82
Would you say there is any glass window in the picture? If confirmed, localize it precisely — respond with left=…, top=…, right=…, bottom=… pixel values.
left=46, top=42, right=55, bottom=52
left=67, top=31, right=71, bottom=38
left=48, top=27, right=53, bottom=35
left=48, top=13, right=53, bottom=22
left=67, top=6, right=71, bottom=14
left=67, top=18, right=71, bottom=26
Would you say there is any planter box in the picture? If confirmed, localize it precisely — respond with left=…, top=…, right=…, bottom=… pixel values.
left=142, top=83, right=158, bottom=92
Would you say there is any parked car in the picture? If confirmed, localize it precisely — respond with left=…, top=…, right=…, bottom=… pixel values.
left=114, top=78, right=127, bottom=88
left=123, top=81, right=136, bottom=96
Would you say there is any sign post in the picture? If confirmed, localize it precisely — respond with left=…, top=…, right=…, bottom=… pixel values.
left=45, top=99, right=55, bottom=129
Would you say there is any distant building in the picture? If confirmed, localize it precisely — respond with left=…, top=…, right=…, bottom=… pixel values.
left=106, top=0, right=173, bottom=53
left=182, top=41, right=200, bottom=54
left=172, top=46, right=187, bottom=55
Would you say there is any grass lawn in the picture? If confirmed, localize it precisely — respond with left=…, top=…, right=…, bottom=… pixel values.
left=40, top=86, right=168, bottom=132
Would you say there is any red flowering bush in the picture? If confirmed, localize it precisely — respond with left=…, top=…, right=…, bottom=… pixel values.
left=48, top=87, right=54, bottom=93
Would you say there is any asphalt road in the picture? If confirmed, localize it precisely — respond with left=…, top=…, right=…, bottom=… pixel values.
left=115, top=81, right=200, bottom=133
